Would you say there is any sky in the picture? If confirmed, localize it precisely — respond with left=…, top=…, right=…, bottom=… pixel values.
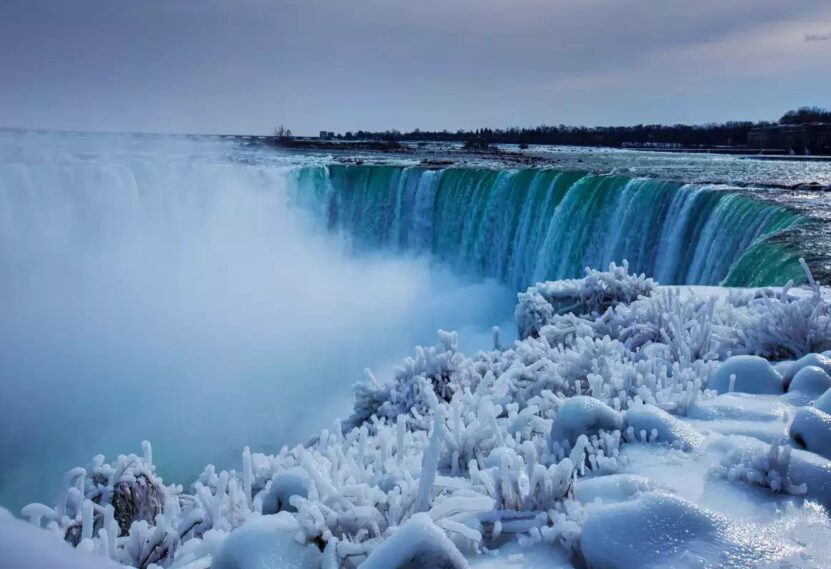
left=1, top=0, right=830, bottom=135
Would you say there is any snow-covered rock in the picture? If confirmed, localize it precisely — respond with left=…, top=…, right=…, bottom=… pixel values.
left=707, top=355, right=783, bottom=395
left=789, top=406, right=831, bottom=460
left=580, top=493, right=789, bottom=569
left=783, top=353, right=831, bottom=386
left=359, top=513, right=468, bottom=569
left=574, top=474, right=661, bottom=505
left=549, top=396, right=623, bottom=447
left=788, top=365, right=831, bottom=398
left=624, top=404, right=704, bottom=450
left=261, top=468, right=310, bottom=515
left=212, top=513, right=322, bottom=569
left=815, top=388, right=831, bottom=415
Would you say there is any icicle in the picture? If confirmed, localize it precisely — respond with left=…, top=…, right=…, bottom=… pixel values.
left=81, top=499, right=94, bottom=540
left=492, top=326, right=501, bottom=351
left=415, top=407, right=445, bottom=512
left=141, top=440, right=153, bottom=469
left=397, top=414, right=407, bottom=465
left=242, top=446, right=252, bottom=508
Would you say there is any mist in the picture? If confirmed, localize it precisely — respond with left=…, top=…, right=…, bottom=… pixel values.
left=0, top=133, right=515, bottom=511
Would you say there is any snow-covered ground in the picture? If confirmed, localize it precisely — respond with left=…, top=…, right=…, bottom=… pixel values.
left=2, top=262, right=831, bottom=568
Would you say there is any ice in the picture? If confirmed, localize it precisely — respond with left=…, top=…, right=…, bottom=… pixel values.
left=707, top=355, right=784, bottom=395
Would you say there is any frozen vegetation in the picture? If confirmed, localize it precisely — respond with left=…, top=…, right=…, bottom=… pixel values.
left=3, top=262, right=831, bottom=568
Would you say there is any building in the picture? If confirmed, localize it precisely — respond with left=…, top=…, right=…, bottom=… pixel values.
left=748, top=123, right=831, bottom=155
left=319, top=131, right=335, bottom=140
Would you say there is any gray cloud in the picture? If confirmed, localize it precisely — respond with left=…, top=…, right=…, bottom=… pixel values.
left=1, top=0, right=830, bottom=134
left=805, top=31, right=831, bottom=41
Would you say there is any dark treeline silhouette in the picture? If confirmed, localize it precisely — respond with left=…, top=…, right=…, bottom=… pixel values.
left=332, top=107, right=830, bottom=149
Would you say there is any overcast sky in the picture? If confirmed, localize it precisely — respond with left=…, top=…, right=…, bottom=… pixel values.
left=1, top=0, right=830, bottom=135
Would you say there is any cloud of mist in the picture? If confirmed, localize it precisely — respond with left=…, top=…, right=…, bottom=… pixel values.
left=0, top=133, right=515, bottom=511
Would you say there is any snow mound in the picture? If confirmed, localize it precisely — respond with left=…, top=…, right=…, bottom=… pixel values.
left=360, top=513, right=468, bottom=569
left=261, top=468, right=309, bottom=515
left=815, top=388, right=831, bottom=415
left=788, top=365, right=831, bottom=397
left=574, top=474, right=662, bottom=505
left=707, top=355, right=783, bottom=395
left=624, top=404, right=705, bottom=450
left=783, top=353, right=831, bottom=385
left=580, top=493, right=792, bottom=569
left=212, top=513, right=321, bottom=569
left=790, top=406, right=831, bottom=460
left=0, top=507, right=121, bottom=569
left=549, top=396, right=623, bottom=447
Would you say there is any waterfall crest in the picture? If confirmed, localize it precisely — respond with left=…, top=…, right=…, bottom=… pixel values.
left=291, top=164, right=807, bottom=288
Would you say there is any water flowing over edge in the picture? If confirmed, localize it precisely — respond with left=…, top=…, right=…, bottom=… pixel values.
left=289, top=164, right=810, bottom=289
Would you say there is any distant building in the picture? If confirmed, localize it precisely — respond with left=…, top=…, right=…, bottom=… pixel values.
left=748, top=123, right=831, bottom=155
left=319, top=131, right=335, bottom=140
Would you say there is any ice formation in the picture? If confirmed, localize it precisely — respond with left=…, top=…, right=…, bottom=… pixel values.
left=6, top=262, right=831, bottom=568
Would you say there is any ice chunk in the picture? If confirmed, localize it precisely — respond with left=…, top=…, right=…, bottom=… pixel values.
left=789, top=406, right=831, bottom=460
left=788, top=366, right=831, bottom=398
left=707, top=355, right=783, bottom=395
left=0, top=508, right=120, bottom=569
left=580, top=493, right=791, bottom=569
left=624, top=404, right=704, bottom=450
left=212, top=513, right=321, bottom=569
left=549, top=396, right=622, bottom=447
left=359, top=512, right=468, bottom=569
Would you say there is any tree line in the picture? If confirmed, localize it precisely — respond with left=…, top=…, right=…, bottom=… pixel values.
left=327, top=107, right=831, bottom=148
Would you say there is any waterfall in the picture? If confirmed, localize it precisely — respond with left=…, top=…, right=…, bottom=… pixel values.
left=290, top=164, right=808, bottom=288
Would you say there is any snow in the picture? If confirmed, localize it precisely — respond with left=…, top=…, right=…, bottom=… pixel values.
left=790, top=407, right=831, bottom=460
left=788, top=366, right=831, bottom=397
left=549, top=396, right=623, bottom=446
left=211, top=513, right=321, bottom=569
left=624, top=404, right=705, bottom=450
left=580, top=493, right=793, bottom=569
left=0, top=507, right=121, bottom=569
left=4, top=264, right=831, bottom=568
left=359, top=513, right=468, bottom=569
left=707, top=355, right=784, bottom=395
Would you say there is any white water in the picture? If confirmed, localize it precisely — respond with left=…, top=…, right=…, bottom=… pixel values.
left=0, top=133, right=515, bottom=511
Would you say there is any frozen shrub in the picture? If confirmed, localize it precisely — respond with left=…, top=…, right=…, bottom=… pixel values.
left=516, top=261, right=656, bottom=339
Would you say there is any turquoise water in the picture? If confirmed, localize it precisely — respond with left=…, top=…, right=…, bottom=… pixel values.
left=291, top=164, right=808, bottom=288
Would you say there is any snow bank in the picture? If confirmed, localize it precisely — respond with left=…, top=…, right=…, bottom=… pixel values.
left=788, top=366, right=831, bottom=397
left=8, top=263, right=831, bottom=568
left=580, top=493, right=790, bottom=569
left=790, top=407, right=831, bottom=460
left=707, top=355, right=784, bottom=395
left=212, top=513, right=321, bottom=569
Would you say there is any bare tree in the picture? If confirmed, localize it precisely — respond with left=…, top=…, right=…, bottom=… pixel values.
left=272, top=125, right=293, bottom=139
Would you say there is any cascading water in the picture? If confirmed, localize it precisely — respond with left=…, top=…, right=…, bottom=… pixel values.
left=291, top=164, right=809, bottom=288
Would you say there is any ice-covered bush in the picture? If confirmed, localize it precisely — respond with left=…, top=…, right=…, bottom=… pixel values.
left=516, top=261, right=656, bottom=339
